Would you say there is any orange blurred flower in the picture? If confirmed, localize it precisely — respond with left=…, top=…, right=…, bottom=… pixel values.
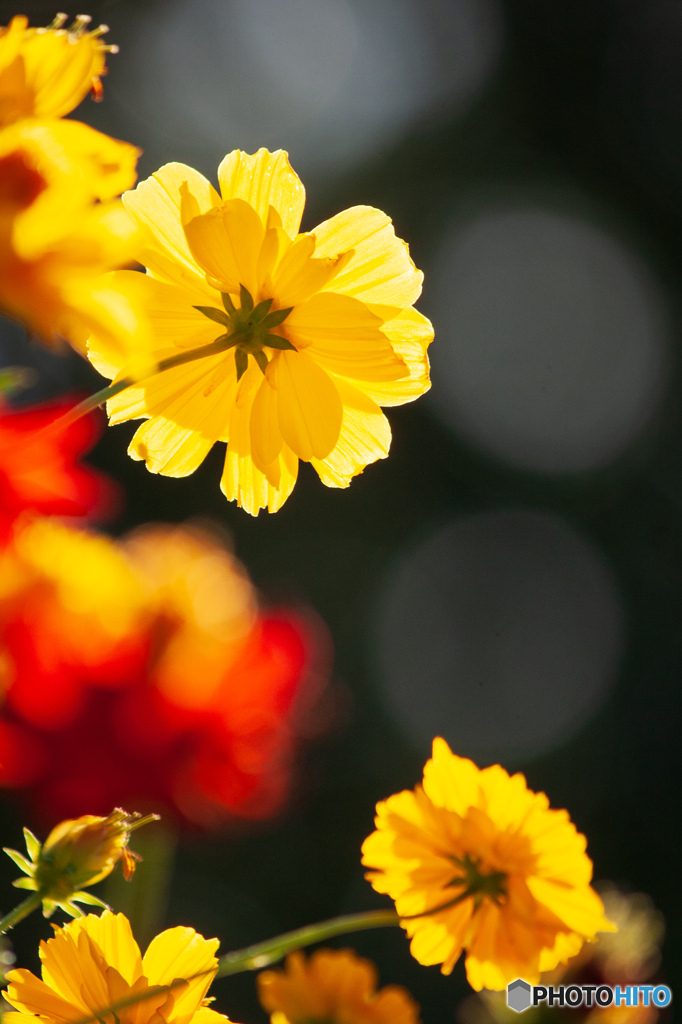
left=0, top=519, right=328, bottom=827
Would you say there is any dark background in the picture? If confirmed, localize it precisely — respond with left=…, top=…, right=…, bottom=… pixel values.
left=0, top=1, right=680, bottom=1020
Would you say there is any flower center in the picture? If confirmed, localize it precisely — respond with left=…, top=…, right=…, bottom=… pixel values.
left=447, top=852, right=507, bottom=910
left=195, top=284, right=294, bottom=381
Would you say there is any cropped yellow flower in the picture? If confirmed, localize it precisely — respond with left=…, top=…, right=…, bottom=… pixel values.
left=361, top=738, right=616, bottom=992
left=0, top=118, right=151, bottom=374
left=88, top=148, right=433, bottom=514
left=0, top=13, right=116, bottom=127
left=4, top=809, right=158, bottom=918
left=257, top=948, right=421, bottom=1024
left=3, top=910, right=238, bottom=1024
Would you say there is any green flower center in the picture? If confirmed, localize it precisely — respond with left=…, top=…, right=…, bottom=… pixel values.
left=447, top=853, right=507, bottom=910
left=195, top=284, right=295, bottom=381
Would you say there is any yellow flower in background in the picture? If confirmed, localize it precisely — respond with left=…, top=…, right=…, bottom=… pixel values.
left=257, top=948, right=421, bottom=1024
left=361, top=738, right=616, bottom=992
left=0, top=118, right=152, bottom=374
left=3, top=910, right=238, bottom=1024
left=4, top=809, right=158, bottom=918
left=0, top=13, right=116, bottom=127
left=88, top=148, right=433, bottom=514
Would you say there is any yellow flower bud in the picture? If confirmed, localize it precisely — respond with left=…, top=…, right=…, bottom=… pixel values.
left=3, top=808, right=159, bottom=918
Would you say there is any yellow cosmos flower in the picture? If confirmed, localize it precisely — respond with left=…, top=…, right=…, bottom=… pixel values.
left=0, top=13, right=116, bottom=127
left=88, top=148, right=433, bottom=514
left=3, top=910, right=239, bottom=1024
left=0, top=118, right=151, bottom=374
left=257, top=948, right=421, bottom=1024
left=361, top=738, right=616, bottom=992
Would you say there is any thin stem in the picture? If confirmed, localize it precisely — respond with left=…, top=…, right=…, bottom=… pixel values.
left=216, top=909, right=401, bottom=977
left=0, top=892, right=43, bottom=933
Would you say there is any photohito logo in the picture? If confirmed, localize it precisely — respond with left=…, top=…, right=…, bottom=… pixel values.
left=506, top=979, right=672, bottom=1013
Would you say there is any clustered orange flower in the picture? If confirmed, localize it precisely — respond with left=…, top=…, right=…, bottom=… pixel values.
left=0, top=517, right=327, bottom=827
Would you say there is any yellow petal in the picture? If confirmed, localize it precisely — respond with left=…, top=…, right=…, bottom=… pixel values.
left=250, top=373, right=284, bottom=472
left=129, top=419, right=215, bottom=477
left=526, top=877, right=617, bottom=938
left=270, top=233, right=351, bottom=308
left=61, top=912, right=143, bottom=987
left=356, top=306, right=433, bottom=406
left=422, top=738, right=481, bottom=815
left=105, top=270, right=221, bottom=351
left=109, top=348, right=237, bottom=444
left=217, top=148, right=305, bottom=238
left=221, top=365, right=299, bottom=514
left=65, top=275, right=154, bottom=381
left=142, top=926, right=218, bottom=1024
left=4, top=968, right=86, bottom=1021
left=311, top=377, right=391, bottom=487
left=123, top=163, right=221, bottom=285
left=287, top=292, right=407, bottom=382
left=313, top=205, right=423, bottom=307
left=271, top=350, right=343, bottom=461
left=183, top=198, right=265, bottom=297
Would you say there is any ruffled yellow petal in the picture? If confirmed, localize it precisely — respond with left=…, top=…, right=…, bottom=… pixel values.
left=183, top=199, right=265, bottom=297
left=313, top=206, right=423, bottom=307
left=217, top=148, right=305, bottom=239
left=286, top=293, right=407, bottom=383
left=311, top=378, right=391, bottom=488
left=123, top=163, right=221, bottom=287
left=270, top=349, right=343, bottom=462
left=5, top=968, right=87, bottom=1022
left=356, top=307, right=433, bottom=406
left=50, top=912, right=143, bottom=989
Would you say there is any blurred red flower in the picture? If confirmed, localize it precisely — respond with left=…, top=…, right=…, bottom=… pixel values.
left=0, top=396, right=113, bottom=540
left=0, top=518, right=330, bottom=828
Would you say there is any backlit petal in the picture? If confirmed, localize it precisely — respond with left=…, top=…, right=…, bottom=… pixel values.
left=142, top=926, right=218, bottom=1024
left=272, top=350, right=343, bottom=462
left=270, top=233, right=351, bottom=308
left=250, top=374, right=284, bottom=472
left=123, top=163, right=221, bottom=285
left=311, top=378, right=390, bottom=487
left=356, top=306, right=433, bottom=406
left=288, top=292, right=407, bottom=383
left=183, top=199, right=265, bottom=297
left=313, top=206, right=423, bottom=307
left=217, top=148, right=305, bottom=238
left=221, top=367, right=299, bottom=514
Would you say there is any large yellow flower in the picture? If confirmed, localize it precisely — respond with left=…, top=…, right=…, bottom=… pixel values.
left=0, top=118, right=151, bottom=374
left=361, top=738, right=616, bottom=992
left=257, top=948, right=421, bottom=1024
left=3, top=910, right=239, bottom=1024
left=88, top=149, right=433, bottom=514
left=0, top=13, right=115, bottom=127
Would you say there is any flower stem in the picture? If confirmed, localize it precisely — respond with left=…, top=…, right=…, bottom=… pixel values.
left=0, top=892, right=43, bottom=933
left=216, top=909, right=401, bottom=977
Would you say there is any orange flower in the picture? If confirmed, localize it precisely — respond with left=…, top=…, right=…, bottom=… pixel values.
left=257, top=948, right=421, bottom=1024
left=362, top=738, right=615, bottom=991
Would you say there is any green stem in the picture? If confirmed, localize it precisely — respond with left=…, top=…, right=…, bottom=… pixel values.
left=0, top=891, right=43, bottom=933
left=216, top=909, right=401, bottom=977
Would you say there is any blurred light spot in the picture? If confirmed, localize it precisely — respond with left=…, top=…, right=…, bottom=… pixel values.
left=428, top=205, right=667, bottom=473
left=376, top=509, right=624, bottom=761
left=112, top=0, right=502, bottom=178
